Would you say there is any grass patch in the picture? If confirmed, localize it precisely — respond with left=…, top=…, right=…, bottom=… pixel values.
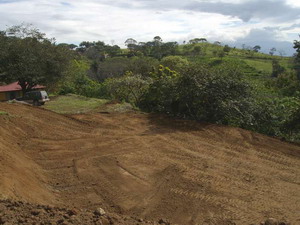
left=43, top=94, right=108, bottom=114
left=243, top=59, right=273, bottom=75
left=0, top=111, right=9, bottom=116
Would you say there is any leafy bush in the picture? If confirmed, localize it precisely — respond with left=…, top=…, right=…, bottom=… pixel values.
left=141, top=66, right=179, bottom=112
left=94, top=57, right=130, bottom=81
left=58, top=59, right=103, bottom=98
left=104, top=72, right=152, bottom=106
left=160, top=56, right=189, bottom=72
left=176, top=63, right=253, bottom=125
left=126, top=57, right=159, bottom=77
left=269, top=71, right=300, bottom=97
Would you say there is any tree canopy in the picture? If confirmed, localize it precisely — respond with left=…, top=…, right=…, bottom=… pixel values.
left=0, top=24, right=71, bottom=93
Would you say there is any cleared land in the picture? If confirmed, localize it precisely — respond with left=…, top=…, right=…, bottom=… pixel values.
left=0, top=102, right=299, bottom=225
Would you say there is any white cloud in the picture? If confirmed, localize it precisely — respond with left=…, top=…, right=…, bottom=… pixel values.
left=0, top=0, right=299, bottom=54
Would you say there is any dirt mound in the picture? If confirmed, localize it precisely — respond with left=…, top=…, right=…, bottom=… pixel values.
left=0, top=102, right=299, bottom=225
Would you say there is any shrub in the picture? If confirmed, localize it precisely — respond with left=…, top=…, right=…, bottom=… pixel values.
left=126, top=56, right=159, bottom=77
left=160, top=56, right=189, bottom=72
left=104, top=72, right=152, bottom=106
left=58, top=59, right=103, bottom=98
left=176, top=63, right=253, bottom=125
left=141, top=66, right=179, bottom=112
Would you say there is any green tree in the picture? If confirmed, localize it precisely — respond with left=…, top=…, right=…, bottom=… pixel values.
left=177, top=63, right=253, bottom=125
left=223, top=45, right=231, bottom=54
left=58, top=59, right=102, bottom=98
left=293, top=36, right=300, bottom=78
left=161, top=56, right=188, bottom=72
left=0, top=24, right=71, bottom=94
left=127, top=57, right=159, bottom=77
left=271, top=59, right=285, bottom=78
left=105, top=72, right=152, bottom=106
left=253, top=45, right=261, bottom=52
left=94, top=57, right=130, bottom=81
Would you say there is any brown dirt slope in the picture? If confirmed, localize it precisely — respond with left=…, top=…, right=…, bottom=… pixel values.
left=0, top=102, right=299, bottom=225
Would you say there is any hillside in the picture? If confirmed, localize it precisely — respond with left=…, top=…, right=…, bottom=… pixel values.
left=0, top=102, right=299, bottom=224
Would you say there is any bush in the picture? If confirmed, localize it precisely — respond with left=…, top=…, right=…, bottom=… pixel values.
left=176, top=63, right=253, bottom=125
left=58, top=59, right=103, bottom=98
left=160, top=56, right=189, bottom=72
left=141, top=66, right=179, bottom=112
left=126, top=56, right=159, bottom=77
left=269, top=71, right=300, bottom=97
left=94, top=57, right=130, bottom=81
left=141, top=63, right=254, bottom=127
left=104, top=72, right=152, bottom=106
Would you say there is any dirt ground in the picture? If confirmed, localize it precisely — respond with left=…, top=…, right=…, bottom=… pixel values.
left=0, top=102, right=299, bottom=225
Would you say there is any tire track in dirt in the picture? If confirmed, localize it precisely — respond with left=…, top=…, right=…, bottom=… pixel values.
left=0, top=103, right=300, bottom=225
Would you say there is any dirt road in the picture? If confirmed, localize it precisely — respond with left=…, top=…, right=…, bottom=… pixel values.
left=0, top=102, right=299, bottom=224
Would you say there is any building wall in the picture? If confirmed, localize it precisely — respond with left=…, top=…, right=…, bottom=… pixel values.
left=0, top=91, right=23, bottom=101
left=0, top=92, right=6, bottom=101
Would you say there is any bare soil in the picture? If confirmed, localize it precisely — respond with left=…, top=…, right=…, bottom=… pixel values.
left=0, top=102, right=299, bottom=225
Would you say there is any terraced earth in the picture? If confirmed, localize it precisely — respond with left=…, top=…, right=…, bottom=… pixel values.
left=0, top=102, right=299, bottom=224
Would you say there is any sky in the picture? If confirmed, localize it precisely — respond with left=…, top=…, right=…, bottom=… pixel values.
left=0, top=0, right=300, bottom=55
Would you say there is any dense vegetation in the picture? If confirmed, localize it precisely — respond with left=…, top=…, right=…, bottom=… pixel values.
left=1, top=24, right=300, bottom=141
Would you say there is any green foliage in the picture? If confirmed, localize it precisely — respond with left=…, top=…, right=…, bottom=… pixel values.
left=94, top=57, right=130, bottom=81
left=104, top=72, right=152, bottom=106
left=269, top=71, right=300, bottom=97
left=223, top=45, right=231, bottom=53
left=251, top=97, right=300, bottom=138
left=126, top=57, right=159, bottom=77
left=176, top=63, right=253, bottom=125
left=160, top=56, right=189, bottom=72
left=125, top=37, right=179, bottom=59
left=283, top=102, right=300, bottom=139
left=271, top=59, right=285, bottom=77
left=0, top=24, right=71, bottom=93
left=141, top=66, right=179, bottom=113
left=77, top=41, right=121, bottom=59
left=0, top=111, right=9, bottom=116
left=58, top=59, right=103, bottom=98
left=294, top=37, right=300, bottom=78
left=253, top=45, right=261, bottom=52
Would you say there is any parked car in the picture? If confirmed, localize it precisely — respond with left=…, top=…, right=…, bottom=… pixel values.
left=17, top=90, right=50, bottom=106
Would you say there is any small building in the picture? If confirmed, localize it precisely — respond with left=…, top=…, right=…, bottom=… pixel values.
left=0, top=82, right=45, bottom=101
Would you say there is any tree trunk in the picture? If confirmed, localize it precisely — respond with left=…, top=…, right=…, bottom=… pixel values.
left=18, top=81, right=28, bottom=95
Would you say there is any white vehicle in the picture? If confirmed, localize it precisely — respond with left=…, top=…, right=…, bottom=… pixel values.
left=17, top=90, right=50, bottom=106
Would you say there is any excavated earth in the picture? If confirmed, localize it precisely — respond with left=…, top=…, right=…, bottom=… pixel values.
left=0, top=102, right=299, bottom=225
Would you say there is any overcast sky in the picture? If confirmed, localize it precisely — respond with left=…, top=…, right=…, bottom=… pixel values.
left=0, top=0, right=300, bottom=55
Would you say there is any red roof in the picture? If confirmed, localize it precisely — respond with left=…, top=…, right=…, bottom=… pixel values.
left=0, top=82, right=45, bottom=93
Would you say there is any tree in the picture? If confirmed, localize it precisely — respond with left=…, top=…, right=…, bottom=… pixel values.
left=269, top=47, right=276, bottom=56
left=199, top=38, right=207, bottom=43
left=58, top=43, right=78, bottom=50
left=253, top=45, right=261, bottom=52
left=223, top=45, right=231, bottom=54
left=161, top=56, right=189, bottom=72
left=125, top=38, right=137, bottom=47
left=271, top=60, right=285, bottom=78
left=0, top=24, right=71, bottom=94
left=188, top=38, right=207, bottom=44
left=293, top=36, right=300, bottom=78
left=192, top=46, right=202, bottom=56
left=153, top=36, right=163, bottom=44
left=126, top=57, right=159, bottom=77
